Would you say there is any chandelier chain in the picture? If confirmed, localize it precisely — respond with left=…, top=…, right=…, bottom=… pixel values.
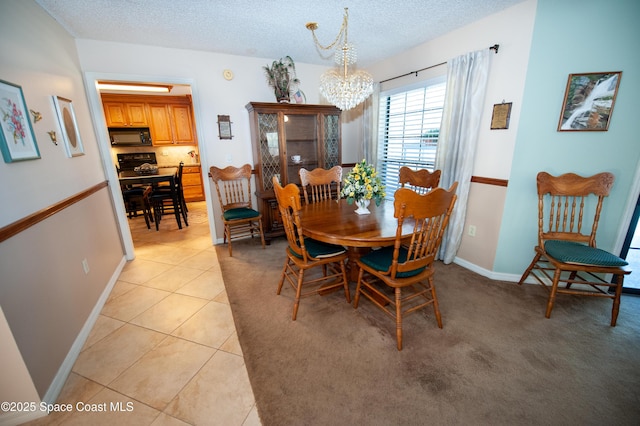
left=307, top=8, right=350, bottom=51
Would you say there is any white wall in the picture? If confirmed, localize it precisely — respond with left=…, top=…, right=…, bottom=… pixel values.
left=366, top=0, right=538, bottom=272
left=0, top=2, right=125, bottom=422
left=0, top=6, right=107, bottom=226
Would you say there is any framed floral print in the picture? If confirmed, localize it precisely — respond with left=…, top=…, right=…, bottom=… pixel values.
left=557, top=71, right=622, bottom=131
left=53, top=95, right=84, bottom=157
left=0, top=79, right=40, bottom=162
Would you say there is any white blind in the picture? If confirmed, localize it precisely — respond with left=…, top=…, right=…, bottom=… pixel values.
left=377, top=80, right=446, bottom=198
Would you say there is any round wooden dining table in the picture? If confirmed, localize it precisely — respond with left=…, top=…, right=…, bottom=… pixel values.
left=300, top=198, right=415, bottom=281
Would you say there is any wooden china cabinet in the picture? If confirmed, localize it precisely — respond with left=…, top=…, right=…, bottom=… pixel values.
left=246, top=102, right=342, bottom=241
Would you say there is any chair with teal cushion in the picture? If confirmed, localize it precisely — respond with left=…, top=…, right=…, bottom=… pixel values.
left=272, top=176, right=350, bottom=320
left=518, top=172, right=631, bottom=325
left=210, top=164, right=265, bottom=256
left=354, top=183, right=458, bottom=350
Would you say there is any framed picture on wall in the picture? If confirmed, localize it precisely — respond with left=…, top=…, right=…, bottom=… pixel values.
left=0, top=79, right=40, bottom=163
left=217, top=114, right=233, bottom=139
left=557, top=71, right=622, bottom=131
left=52, top=95, right=84, bottom=157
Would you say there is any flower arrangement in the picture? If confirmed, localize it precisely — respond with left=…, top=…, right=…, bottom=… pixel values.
left=341, top=159, right=386, bottom=206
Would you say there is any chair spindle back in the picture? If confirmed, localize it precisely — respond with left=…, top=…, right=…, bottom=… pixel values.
left=299, top=166, right=342, bottom=204
left=536, top=171, right=614, bottom=248
left=210, top=164, right=253, bottom=212
left=272, top=176, right=307, bottom=260
left=399, top=167, right=441, bottom=194
left=390, top=184, right=458, bottom=278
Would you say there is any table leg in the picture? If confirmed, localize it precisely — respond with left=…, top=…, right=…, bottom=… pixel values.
left=318, top=246, right=371, bottom=297
left=346, top=247, right=370, bottom=282
left=347, top=246, right=390, bottom=306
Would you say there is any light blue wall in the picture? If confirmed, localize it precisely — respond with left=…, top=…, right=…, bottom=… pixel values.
left=494, top=0, right=640, bottom=274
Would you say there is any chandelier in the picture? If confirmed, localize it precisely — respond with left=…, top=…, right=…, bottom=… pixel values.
left=306, top=8, right=374, bottom=110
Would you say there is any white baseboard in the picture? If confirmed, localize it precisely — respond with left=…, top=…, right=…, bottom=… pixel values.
left=452, top=256, right=536, bottom=284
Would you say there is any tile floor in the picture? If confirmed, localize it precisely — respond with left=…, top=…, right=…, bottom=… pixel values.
left=25, top=202, right=261, bottom=426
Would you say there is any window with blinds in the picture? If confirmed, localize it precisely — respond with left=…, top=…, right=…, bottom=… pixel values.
left=377, top=78, right=446, bottom=198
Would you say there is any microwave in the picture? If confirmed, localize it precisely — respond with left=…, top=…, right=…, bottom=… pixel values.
left=109, top=128, right=152, bottom=146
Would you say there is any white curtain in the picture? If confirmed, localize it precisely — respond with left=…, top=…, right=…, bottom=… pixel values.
left=436, top=49, right=491, bottom=264
left=363, top=83, right=380, bottom=164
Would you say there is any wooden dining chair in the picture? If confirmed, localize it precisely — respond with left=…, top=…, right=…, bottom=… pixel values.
left=209, top=164, right=265, bottom=256
left=272, top=176, right=351, bottom=320
left=518, top=172, right=631, bottom=325
left=122, top=184, right=153, bottom=229
left=299, top=166, right=342, bottom=204
left=399, top=166, right=441, bottom=194
left=149, top=162, right=188, bottom=231
left=354, top=183, right=458, bottom=350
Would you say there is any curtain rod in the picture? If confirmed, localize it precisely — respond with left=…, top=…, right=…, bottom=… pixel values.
left=379, top=44, right=499, bottom=84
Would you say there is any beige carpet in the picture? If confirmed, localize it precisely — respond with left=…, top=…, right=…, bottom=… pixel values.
left=217, top=238, right=640, bottom=425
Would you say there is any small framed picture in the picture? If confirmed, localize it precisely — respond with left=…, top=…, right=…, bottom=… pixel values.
left=217, top=114, right=233, bottom=139
left=490, top=102, right=512, bottom=130
left=53, top=96, right=84, bottom=157
left=0, top=79, right=40, bottom=163
left=557, top=71, right=622, bottom=131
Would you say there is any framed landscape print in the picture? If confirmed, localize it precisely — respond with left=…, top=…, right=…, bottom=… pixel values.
left=53, top=95, right=84, bottom=157
left=557, top=71, right=622, bottom=131
left=0, top=79, right=40, bottom=162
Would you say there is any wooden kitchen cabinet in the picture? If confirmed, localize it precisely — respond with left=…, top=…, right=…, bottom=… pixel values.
left=103, top=99, right=148, bottom=127
left=246, top=102, right=341, bottom=240
left=101, top=94, right=197, bottom=145
left=182, top=165, right=205, bottom=202
left=148, top=102, right=196, bottom=145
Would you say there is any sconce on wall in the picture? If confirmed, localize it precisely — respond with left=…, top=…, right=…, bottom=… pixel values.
left=47, top=130, right=57, bottom=145
left=30, top=109, right=42, bottom=123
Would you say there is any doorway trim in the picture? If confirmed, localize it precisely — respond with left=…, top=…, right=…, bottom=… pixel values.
left=616, top=160, right=640, bottom=254
left=83, top=71, right=216, bottom=259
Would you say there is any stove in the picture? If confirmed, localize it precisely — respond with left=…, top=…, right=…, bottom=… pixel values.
left=117, top=152, right=157, bottom=171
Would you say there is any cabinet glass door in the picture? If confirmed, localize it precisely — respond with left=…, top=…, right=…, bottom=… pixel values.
left=257, top=113, right=280, bottom=190
left=285, top=114, right=318, bottom=186
left=323, top=114, right=340, bottom=168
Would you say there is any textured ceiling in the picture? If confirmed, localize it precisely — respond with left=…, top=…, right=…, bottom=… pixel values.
left=35, top=0, right=525, bottom=67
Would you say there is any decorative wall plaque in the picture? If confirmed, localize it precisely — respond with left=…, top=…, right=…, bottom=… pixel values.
left=490, top=101, right=512, bottom=130
left=217, top=115, right=233, bottom=139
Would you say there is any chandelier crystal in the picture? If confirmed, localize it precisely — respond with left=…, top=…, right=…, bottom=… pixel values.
left=306, top=8, right=374, bottom=110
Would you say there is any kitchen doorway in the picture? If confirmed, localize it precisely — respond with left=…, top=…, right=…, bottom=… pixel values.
left=619, top=193, right=640, bottom=294
left=83, top=71, right=216, bottom=258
